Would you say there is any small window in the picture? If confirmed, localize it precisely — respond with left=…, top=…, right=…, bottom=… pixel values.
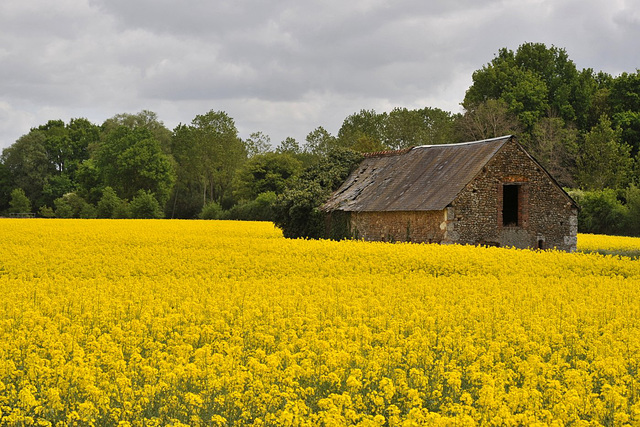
left=537, top=239, right=544, bottom=250
left=503, top=184, right=519, bottom=226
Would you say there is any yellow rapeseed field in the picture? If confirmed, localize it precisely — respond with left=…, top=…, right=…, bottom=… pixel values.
left=579, top=234, right=640, bottom=258
left=1, top=219, right=640, bottom=426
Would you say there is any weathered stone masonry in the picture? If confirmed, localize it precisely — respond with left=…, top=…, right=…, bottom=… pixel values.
left=323, top=136, right=578, bottom=252
left=451, top=141, right=577, bottom=251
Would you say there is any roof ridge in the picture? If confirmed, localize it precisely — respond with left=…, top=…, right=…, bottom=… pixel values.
left=413, top=135, right=513, bottom=149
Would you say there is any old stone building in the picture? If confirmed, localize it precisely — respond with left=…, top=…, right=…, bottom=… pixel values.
left=321, top=135, right=578, bottom=252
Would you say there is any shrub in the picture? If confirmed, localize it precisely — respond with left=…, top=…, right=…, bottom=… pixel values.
left=224, top=192, right=277, bottom=221
left=79, top=203, right=97, bottom=219
left=113, top=200, right=131, bottom=219
left=569, top=189, right=628, bottom=235
left=97, top=187, right=123, bottom=219
left=54, top=193, right=94, bottom=219
left=129, top=190, right=163, bottom=219
left=9, top=188, right=31, bottom=214
left=38, top=206, right=55, bottom=218
left=199, top=201, right=223, bottom=220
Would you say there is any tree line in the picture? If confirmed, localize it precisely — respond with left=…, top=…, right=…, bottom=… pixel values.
left=2, top=42, right=640, bottom=235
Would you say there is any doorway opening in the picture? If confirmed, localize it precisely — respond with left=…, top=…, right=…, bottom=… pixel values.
left=503, top=184, right=520, bottom=226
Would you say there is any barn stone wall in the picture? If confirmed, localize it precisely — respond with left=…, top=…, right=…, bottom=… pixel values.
left=348, top=210, right=446, bottom=243
left=451, top=140, right=577, bottom=251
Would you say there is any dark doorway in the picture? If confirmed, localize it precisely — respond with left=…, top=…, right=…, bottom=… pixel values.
left=503, top=185, right=519, bottom=226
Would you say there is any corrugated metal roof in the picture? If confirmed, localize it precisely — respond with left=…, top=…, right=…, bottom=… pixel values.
left=322, top=135, right=513, bottom=212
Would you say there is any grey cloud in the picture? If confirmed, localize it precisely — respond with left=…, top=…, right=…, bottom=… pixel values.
left=1, top=0, right=638, bottom=150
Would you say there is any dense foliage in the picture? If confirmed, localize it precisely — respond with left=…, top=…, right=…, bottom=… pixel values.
left=1, top=220, right=640, bottom=425
left=273, top=148, right=363, bottom=239
left=2, top=42, right=640, bottom=234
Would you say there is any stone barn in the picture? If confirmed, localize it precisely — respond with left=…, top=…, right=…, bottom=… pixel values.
left=321, top=135, right=578, bottom=252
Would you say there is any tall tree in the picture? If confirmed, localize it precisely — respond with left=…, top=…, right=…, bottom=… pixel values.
left=1, top=131, right=53, bottom=208
left=94, top=126, right=175, bottom=206
left=576, top=115, right=633, bottom=190
left=273, top=148, right=363, bottom=239
left=233, top=152, right=303, bottom=201
left=305, top=127, right=337, bottom=156
left=244, top=132, right=271, bottom=157
left=102, top=110, right=172, bottom=153
left=525, top=116, right=578, bottom=187
left=1, top=118, right=100, bottom=209
left=0, top=162, right=11, bottom=213
left=170, top=110, right=246, bottom=217
left=456, top=99, right=521, bottom=141
left=276, top=137, right=301, bottom=155
left=337, top=109, right=387, bottom=151
left=385, top=107, right=457, bottom=149
left=464, top=43, right=588, bottom=132
left=609, top=71, right=640, bottom=155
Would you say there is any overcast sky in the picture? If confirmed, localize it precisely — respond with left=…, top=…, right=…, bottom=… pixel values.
left=1, top=0, right=638, bottom=150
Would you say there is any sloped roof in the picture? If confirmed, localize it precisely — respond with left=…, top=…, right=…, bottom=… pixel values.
left=322, top=135, right=513, bottom=212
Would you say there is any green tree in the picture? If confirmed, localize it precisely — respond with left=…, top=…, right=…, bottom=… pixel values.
left=524, top=116, right=578, bottom=187
left=54, top=197, right=74, bottom=218
left=66, top=118, right=100, bottom=169
left=276, top=137, right=301, bottom=155
left=74, top=158, right=102, bottom=205
left=244, top=132, right=271, bottom=157
left=305, top=126, right=337, bottom=156
left=0, top=162, right=12, bottom=213
left=569, top=189, right=627, bottom=235
left=42, top=174, right=76, bottom=209
left=456, top=99, right=521, bottom=141
left=2, top=118, right=99, bottom=210
left=170, top=110, right=246, bottom=218
left=102, top=111, right=172, bottom=153
left=38, top=205, right=55, bottom=218
left=113, top=200, right=131, bottom=219
left=385, top=107, right=457, bottom=148
left=224, top=191, right=278, bottom=222
left=1, top=131, right=52, bottom=208
left=501, top=68, right=549, bottom=129
left=9, top=188, right=31, bottom=214
left=199, top=201, right=223, bottom=220
left=95, top=126, right=175, bottom=208
left=384, top=108, right=422, bottom=149
left=625, top=184, right=640, bottom=235
left=513, top=43, right=582, bottom=122
left=234, top=152, right=303, bottom=201
left=337, top=109, right=387, bottom=151
left=609, top=71, right=640, bottom=113
left=464, top=43, right=588, bottom=132
left=576, top=116, right=633, bottom=190
left=36, top=118, right=98, bottom=176
left=575, top=69, right=606, bottom=130
left=36, top=120, right=69, bottom=173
